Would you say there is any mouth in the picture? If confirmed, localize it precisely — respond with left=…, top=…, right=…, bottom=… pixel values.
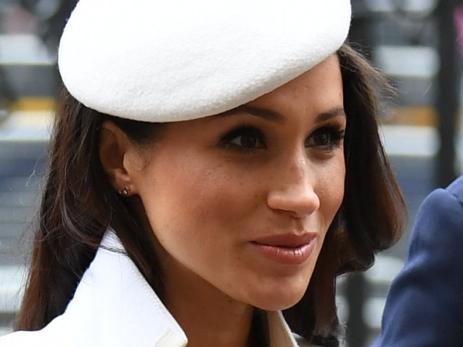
left=250, top=233, right=317, bottom=265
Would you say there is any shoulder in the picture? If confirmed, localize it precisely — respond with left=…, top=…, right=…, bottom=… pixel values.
left=0, top=331, right=51, bottom=347
left=422, top=175, right=463, bottom=214
left=447, top=175, right=463, bottom=199
left=402, top=177, right=463, bottom=299
left=409, top=176, right=463, bottom=255
left=405, top=176, right=463, bottom=275
left=374, top=176, right=463, bottom=347
left=424, top=175, right=463, bottom=209
left=0, top=312, right=74, bottom=347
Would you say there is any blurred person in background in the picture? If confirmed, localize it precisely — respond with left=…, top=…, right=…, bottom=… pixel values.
left=0, top=1, right=405, bottom=346
left=374, top=175, right=463, bottom=347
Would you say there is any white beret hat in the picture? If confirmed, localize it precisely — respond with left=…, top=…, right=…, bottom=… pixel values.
left=58, top=0, right=351, bottom=122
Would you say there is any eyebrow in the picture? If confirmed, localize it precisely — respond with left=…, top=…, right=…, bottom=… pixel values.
left=219, top=105, right=346, bottom=123
left=219, top=105, right=284, bottom=122
left=317, top=106, right=346, bottom=122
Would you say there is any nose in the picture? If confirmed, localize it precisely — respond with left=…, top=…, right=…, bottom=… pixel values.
left=266, top=155, right=320, bottom=218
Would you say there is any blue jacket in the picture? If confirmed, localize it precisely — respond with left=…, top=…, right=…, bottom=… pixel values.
left=374, top=176, right=463, bottom=347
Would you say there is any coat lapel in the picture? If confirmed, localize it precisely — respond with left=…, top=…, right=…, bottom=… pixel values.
left=47, top=231, right=188, bottom=347
left=2, top=231, right=313, bottom=346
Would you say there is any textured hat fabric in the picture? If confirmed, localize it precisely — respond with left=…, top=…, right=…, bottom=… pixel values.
left=58, top=0, right=351, bottom=122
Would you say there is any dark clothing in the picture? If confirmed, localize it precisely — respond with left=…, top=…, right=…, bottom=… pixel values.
left=374, top=176, right=463, bottom=347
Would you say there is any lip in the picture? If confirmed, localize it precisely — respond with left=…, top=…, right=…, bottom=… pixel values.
left=250, top=233, right=317, bottom=265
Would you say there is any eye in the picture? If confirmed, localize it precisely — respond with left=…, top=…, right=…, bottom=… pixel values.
left=219, top=126, right=266, bottom=151
left=306, top=125, right=345, bottom=150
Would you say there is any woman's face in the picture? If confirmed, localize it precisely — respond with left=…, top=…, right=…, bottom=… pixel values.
left=130, top=55, right=345, bottom=310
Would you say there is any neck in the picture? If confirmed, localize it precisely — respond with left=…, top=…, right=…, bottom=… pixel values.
left=162, top=260, right=255, bottom=347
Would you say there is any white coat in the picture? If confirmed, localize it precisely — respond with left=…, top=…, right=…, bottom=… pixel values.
left=0, top=232, right=317, bottom=347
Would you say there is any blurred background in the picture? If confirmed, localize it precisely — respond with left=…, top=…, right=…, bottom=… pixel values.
left=0, top=0, right=462, bottom=346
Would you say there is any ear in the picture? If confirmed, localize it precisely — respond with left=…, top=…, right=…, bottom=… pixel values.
left=99, top=121, right=140, bottom=196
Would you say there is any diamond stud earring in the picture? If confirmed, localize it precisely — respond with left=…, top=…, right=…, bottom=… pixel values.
left=119, top=186, right=130, bottom=197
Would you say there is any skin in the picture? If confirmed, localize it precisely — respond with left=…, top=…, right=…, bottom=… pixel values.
left=100, top=54, right=346, bottom=347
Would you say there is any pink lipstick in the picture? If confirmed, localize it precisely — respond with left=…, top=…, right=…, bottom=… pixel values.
left=250, top=233, right=317, bottom=265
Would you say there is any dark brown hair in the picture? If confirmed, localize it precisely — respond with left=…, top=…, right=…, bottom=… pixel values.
left=15, top=44, right=405, bottom=346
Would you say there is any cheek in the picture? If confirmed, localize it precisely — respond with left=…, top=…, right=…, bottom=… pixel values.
left=137, top=154, right=266, bottom=300
left=167, top=165, right=249, bottom=224
left=317, top=155, right=345, bottom=227
left=137, top=154, right=255, bottom=252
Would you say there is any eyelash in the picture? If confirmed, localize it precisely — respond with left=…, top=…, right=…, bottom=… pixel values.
left=219, top=126, right=266, bottom=153
left=219, top=124, right=345, bottom=153
left=306, top=125, right=346, bottom=150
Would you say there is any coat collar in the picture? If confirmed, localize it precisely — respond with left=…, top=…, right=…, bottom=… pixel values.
left=6, top=231, right=310, bottom=347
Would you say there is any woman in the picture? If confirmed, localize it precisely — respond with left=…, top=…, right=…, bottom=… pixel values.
left=0, top=0, right=405, bottom=346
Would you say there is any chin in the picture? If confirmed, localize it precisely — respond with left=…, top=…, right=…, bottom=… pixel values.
left=244, top=280, right=310, bottom=311
left=252, top=292, right=306, bottom=311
